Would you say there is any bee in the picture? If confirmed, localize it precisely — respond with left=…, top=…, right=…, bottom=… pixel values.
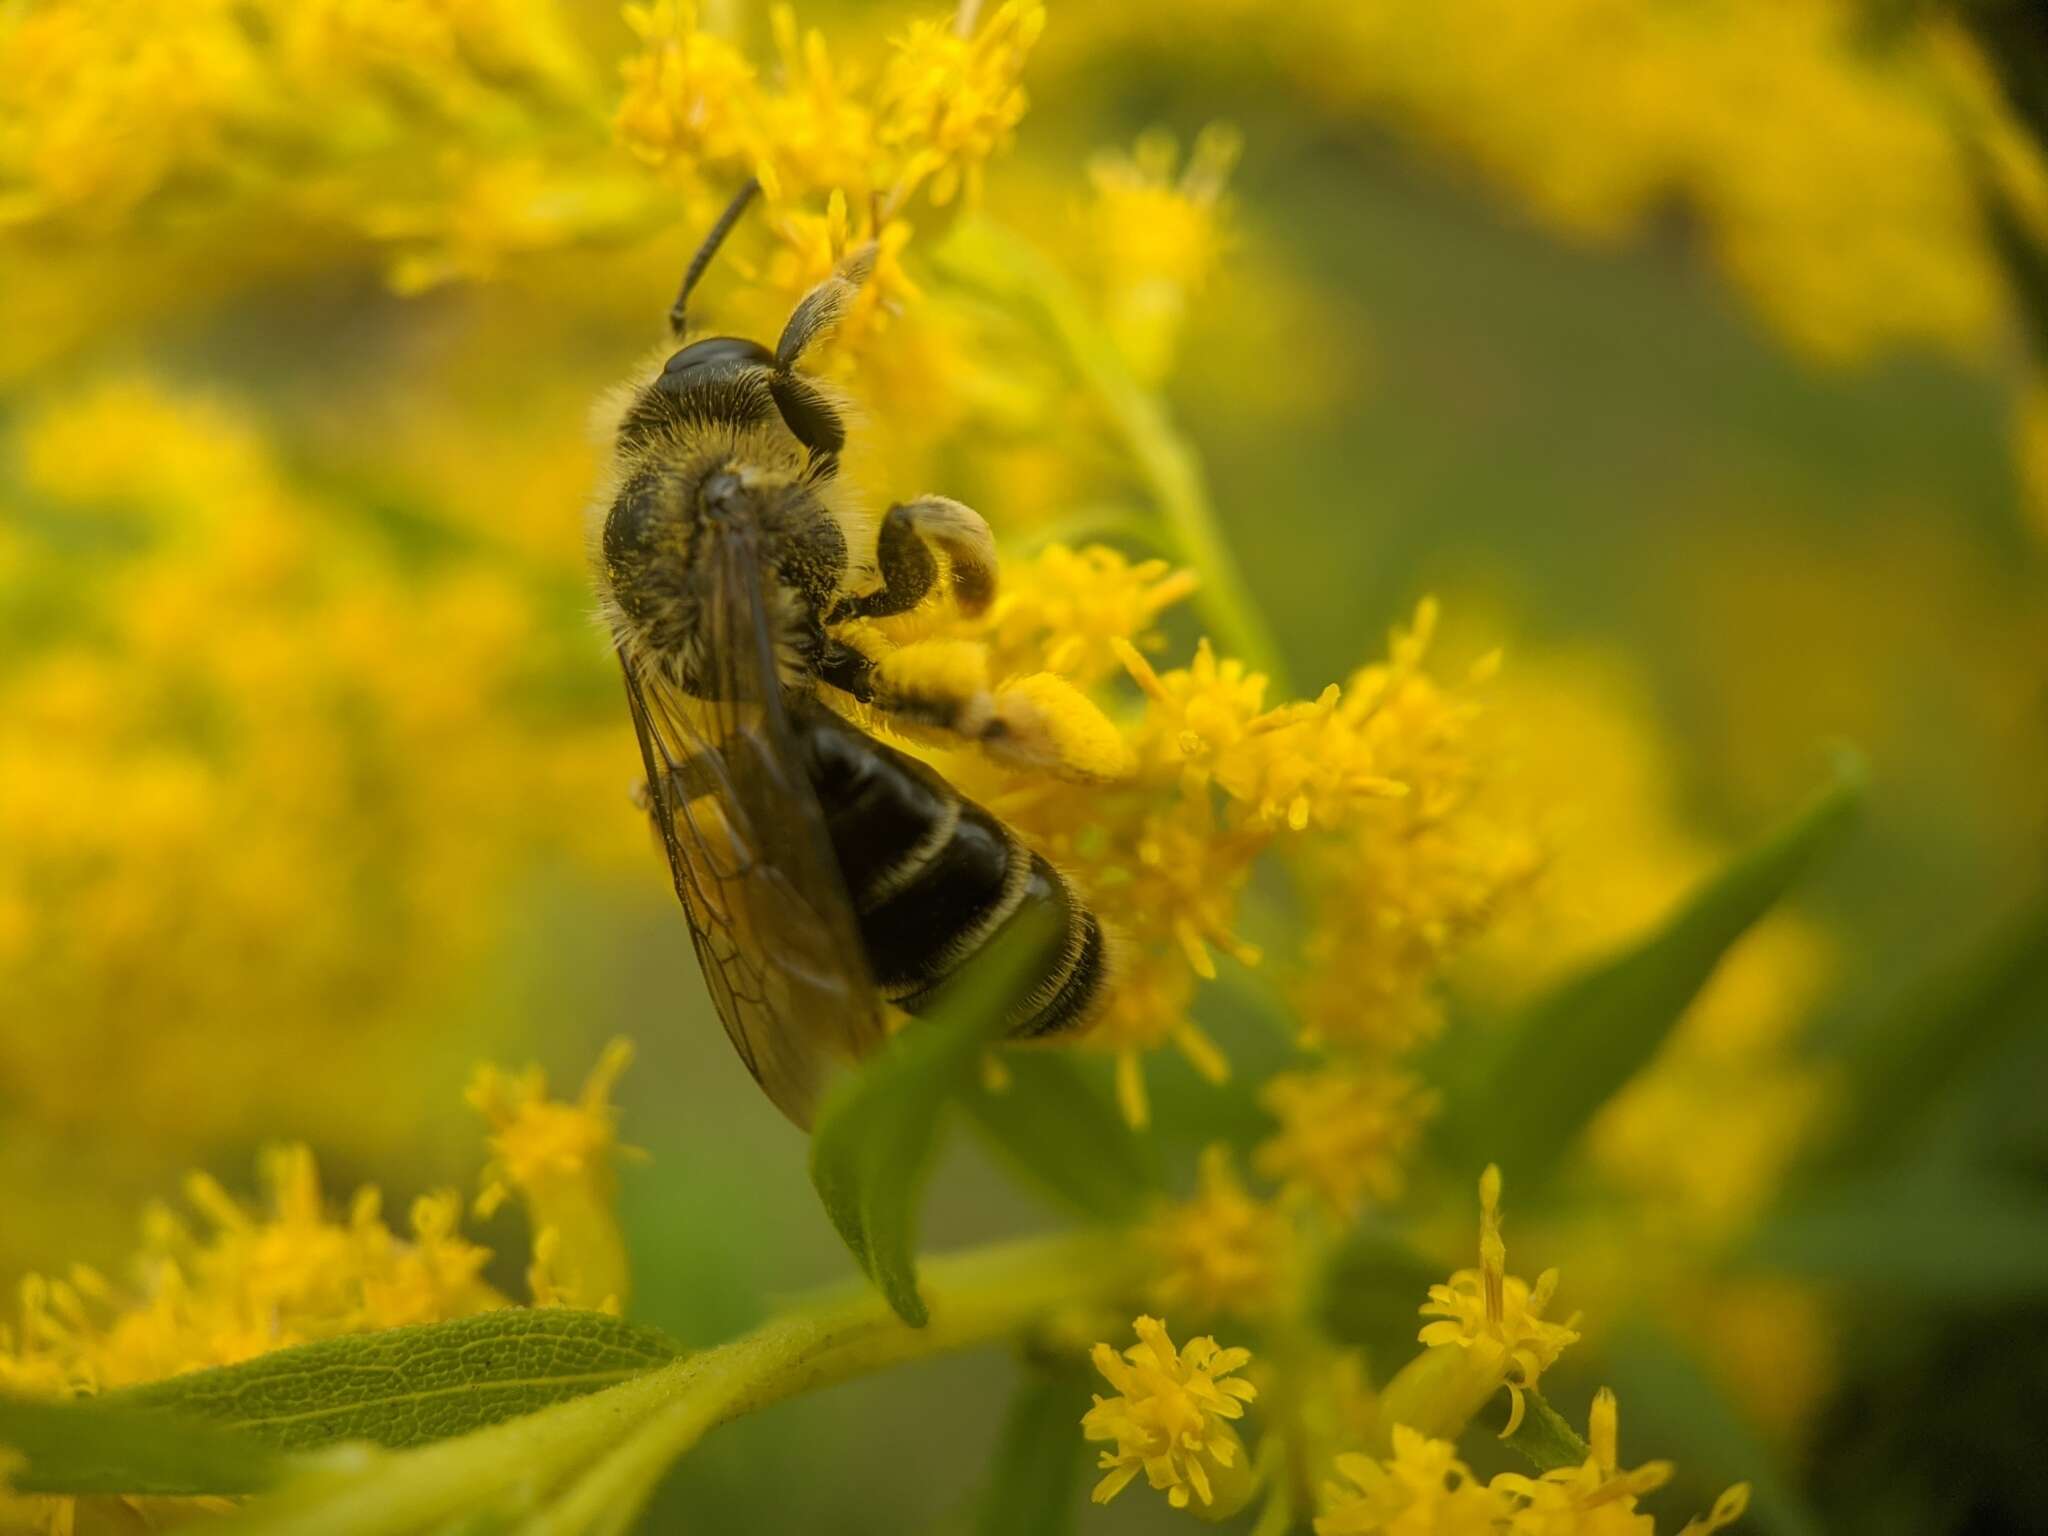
left=591, top=182, right=1111, bottom=1127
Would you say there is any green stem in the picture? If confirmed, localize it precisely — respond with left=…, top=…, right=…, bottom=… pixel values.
left=1072, top=344, right=1288, bottom=693
left=535, top=1231, right=1132, bottom=1535
left=229, top=1233, right=1136, bottom=1536
left=936, top=218, right=1291, bottom=692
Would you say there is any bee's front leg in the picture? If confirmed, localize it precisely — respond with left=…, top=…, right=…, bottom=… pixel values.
left=830, top=497, right=998, bottom=622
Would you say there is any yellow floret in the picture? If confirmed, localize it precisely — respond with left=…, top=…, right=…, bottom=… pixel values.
left=1082, top=1315, right=1258, bottom=1519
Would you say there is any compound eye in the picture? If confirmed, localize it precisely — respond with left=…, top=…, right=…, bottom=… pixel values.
left=602, top=470, right=667, bottom=581
left=657, top=335, right=773, bottom=393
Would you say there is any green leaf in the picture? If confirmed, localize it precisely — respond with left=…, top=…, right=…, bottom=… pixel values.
left=975, top=1367, right=1091, bottom=1536
left=810, top=909, right=1063, bottom=1326
left=1451, top=751, right=1863, bottom=1186
left=1745, top=1173, right=2048, bottom=1302
left=1600, top=1324, right=1822, bottom=1536
left=1502, top=1388, right=1590, bottom=1473
left=960, top=1051, right=1158, bottom=1221
left=0, top=1394, right=284, bottom=1497
left=108, top=1310, right=679, bottom=1453
left=1807, top=893, right=2048, bottom=1177
left=1317, top=1224, right=1445, bottom=1363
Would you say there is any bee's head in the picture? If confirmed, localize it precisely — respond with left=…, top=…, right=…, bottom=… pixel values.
left=615, top=333, right=846, bottom=468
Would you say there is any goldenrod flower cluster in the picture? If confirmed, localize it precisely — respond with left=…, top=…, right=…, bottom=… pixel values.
left=1144, top=1146, right=1293, bottom=1322
left=0, top=0, right=623, bottom=313
left=1083, top=125, right=1243, bottom=388
left=0, top=375, right=632, bottom=1231
left=895, top=564, right=1528, bottom=1133
left=618, top=0, right=1042, bottom=214
left=471, top=1038, right=640, bottom=1313
left=613, top=0, right=1043, bottom=365
left=0, top=1043, right=635, bottom=1535
left=1317, top=1410, right=1748, bottom=1536
left=1092, top=1175, right=1748, bottom=1534
left=0, top=1149, right=494, bottom=1402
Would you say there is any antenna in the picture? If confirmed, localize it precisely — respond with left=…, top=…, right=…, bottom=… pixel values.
left=668, top=178, right=761, bottom=339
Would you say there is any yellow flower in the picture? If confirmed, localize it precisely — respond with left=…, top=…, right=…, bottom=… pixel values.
left=613, top=0, right=759, bottom=172
left=0, top=0, right=260, bottom=227
left=753, top=6, right=877, bottom=202
left=0, top=376, right=634, bottom=1222
left=751, top=191, right=922, bottom=366
left=1086, top=124, right=1243, bottom=384
left=1414, top=1168, right=1580, bottom=1437
left=469, top=1038, right=638, bottom=1313
left=1091, top=952, right=1222, bottom=1128
left=1256, top=1063, right=1437, bottom=1219
left=898, top=579, right=1526, bottom=1125
left=1489, top=1389, right=1749, bottom=1536
left=1083, top=1315, right=1259, bottom=1519
left=1314, top=1402, right=1749, bottom=1536
left=1489, top=1388, right=1672, bottom=1536
left=0, top=1146, right=500, bottom=1401
left=0, top=0, right=619, bottom=297
left=875, top=0, right=1046, bottom=209
left=1, top=1036, right=640, bottom=1403
left=1315, top=1425, right=1499, bottom=1535
left=0, top=1041, right=641, bottom=1533
left=1292, top=606, right=1538, bottom=1054
left=977, top=543, right=1200, bottom=689
left=1146, top=1147, right=1293, bottom=1321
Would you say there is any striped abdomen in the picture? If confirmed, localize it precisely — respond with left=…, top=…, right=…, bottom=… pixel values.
left=796, top=703, right=1106, bottom=1037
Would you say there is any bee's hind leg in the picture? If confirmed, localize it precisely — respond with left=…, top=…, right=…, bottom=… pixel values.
left=815, top=633, right=1129, bottom=785
left=830, top=497, right=998, bottom=622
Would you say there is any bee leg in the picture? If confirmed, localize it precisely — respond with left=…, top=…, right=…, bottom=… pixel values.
left=816, top=638, right=877, bottom=701
left=817, top=634, right=1130, bottom=784
left=766, top=244, right=876, bottom=472
left=816, top=634, right=987, bottom=732
left=774, top=242, right=878, bottom=373
left=830, top=498, right=998, bottom=622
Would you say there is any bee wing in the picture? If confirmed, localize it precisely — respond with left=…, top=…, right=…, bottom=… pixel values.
left=620, top=528, right=883, bottom=1128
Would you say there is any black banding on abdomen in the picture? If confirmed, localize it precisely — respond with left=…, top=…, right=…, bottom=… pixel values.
left=1010, top=898, right=1105, bottom=1039
left=795, top=700, right=1105, bottom=1034
left=858, top=805, right=1015, bottom=993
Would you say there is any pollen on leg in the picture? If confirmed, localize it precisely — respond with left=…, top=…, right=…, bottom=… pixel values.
left=986, top=672, right=1134, bottom=782
left=870, top=637, right=997, bottom=734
